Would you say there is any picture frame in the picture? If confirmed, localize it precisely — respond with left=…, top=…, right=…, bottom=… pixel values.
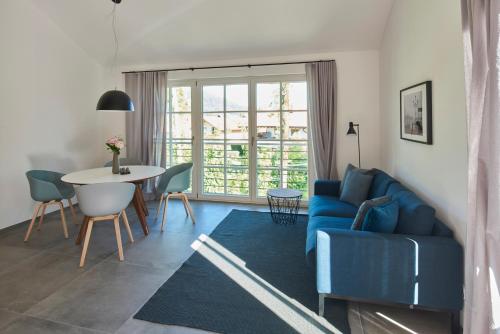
left=400, top=81, right=432, bottom=144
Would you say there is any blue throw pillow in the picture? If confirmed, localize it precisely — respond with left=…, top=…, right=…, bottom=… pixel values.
left=339, top=170, right=373, bottom=207
left=361, top=200, right=399, bottom=233
left=340, top=163, right=357, bottom=194
left=339, top=163, right=374, bottom=194
left=351, top=195, right=391, bottom=230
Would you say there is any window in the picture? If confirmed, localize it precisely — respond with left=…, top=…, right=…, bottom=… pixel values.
left=255, top=81, right=308, bottom=198
left=165, top=86, right=193, bottom=168
left=164, top=75, right=309, bottom=202
left=202, top=83, right=250, bottom=196
left=164, top=85, right=194, bottom=191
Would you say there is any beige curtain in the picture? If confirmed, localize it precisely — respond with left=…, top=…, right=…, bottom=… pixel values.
left=124, top=71, right=168, bottom=197
left=462, top=0, right=500, bottom=332
left=305, top=61, right=338, bottom=180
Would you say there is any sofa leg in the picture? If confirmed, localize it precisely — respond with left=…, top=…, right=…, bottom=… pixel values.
left=451, top=311, right=461, bottom=334
left=318, top=293, right=325, bottom=317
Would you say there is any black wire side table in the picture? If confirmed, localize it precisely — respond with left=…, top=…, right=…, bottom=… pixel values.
left=267, top=188, right=302, bottom=225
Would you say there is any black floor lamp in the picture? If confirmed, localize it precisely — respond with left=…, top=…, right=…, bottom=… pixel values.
left=347, top=122, right=361, bottom=167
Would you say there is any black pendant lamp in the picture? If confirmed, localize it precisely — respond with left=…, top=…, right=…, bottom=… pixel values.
left=96, top=90, right=134, bottom=111
left=96, top=0, right=134, bottom=112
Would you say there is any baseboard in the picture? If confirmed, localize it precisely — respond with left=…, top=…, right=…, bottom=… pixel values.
left=0, top=201, right=79, bottom=236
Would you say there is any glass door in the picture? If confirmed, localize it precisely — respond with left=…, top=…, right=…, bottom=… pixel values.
left=191, top=75, right=308, bottom=202
left=201, top=82, right=250, bottom=198
left=165, top=84, right=194, bottom=192
left=255, top=80, right=309, bottom=199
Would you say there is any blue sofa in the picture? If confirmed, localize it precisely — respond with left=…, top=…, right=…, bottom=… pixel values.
left=307, top=169, right=463, bottom=315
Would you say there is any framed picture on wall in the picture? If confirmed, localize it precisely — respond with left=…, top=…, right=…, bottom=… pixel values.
left=400, top=81, right=432, bottom=144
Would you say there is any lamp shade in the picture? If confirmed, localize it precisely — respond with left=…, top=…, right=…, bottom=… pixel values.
left=347, top=121, right=357, bottom=135
left=96, top=90, right=134, bottom=112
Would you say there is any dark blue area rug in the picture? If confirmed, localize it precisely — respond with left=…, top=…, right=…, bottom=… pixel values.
left=135, top=209, right=350, bottom=333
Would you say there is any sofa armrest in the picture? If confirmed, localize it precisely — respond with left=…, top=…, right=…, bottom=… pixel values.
left=314, top=180, right=341, bottom=197
left=316, top=228, right=463, bottom=311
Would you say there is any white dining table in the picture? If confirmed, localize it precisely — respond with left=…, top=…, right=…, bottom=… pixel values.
left=62, top=165, right=165, bottom=244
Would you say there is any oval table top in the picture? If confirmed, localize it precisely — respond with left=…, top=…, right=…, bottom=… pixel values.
left=61, top=165, right=165, bottom=185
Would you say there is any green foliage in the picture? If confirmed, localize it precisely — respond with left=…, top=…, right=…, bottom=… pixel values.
left=202, top=143, right=308, bottom=198
left=173, top=87, right=190, bottom=112
left=105, top=143, right=120, bottom=154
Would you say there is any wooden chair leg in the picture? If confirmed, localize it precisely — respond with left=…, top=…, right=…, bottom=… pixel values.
left=180, top=192, right=189, bottom=216
left=76, top=216, right=90, bottom=245
left=182, top=194, right=196, bottom=224
left=180, top=195, right=189, bottom=217
left=160, top=194, right=171, bottom=232
left=58, top=201, right=69, bottom=239
left=24, top=203, right=42, bottom=242
left=68, top=198, right=78, bottom=224
left=155, top=194, right=164, bottom=220
left=114, top=216, right=124, bottom=261
left=121, top=210, right=134, bottom=243
left=37, top=203, right=47, bottom=230
left=79, top=219, right=94, bottom=267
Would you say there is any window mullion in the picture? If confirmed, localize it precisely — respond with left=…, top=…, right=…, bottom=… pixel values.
left=249, top=79, right=257, bottom=201
left=168, top=87, right=173, bottom=167
left=223, top=84, right=227, bottom=195
left=280, top=82, right=284, bottom=189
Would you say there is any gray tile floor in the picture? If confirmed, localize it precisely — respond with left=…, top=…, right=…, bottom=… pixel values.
left=0, top=200, right=450, bottom=333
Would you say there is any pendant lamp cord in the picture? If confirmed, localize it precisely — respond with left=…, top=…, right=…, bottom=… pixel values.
left=111, top=2, right=119, bottom=90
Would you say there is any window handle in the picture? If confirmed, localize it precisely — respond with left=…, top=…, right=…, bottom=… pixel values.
left=251, top=136, right=255, bottom=147
left=191, top=136, right=195, bottom=144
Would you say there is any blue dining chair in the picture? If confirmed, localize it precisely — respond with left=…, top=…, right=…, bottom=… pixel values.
left=24, top=170, right=77, bottom=242
left=155, top=163, right=195, bottom=231
left=103, top=157, right=142, bottom=167
left=76, top=182, right=135, bottom=267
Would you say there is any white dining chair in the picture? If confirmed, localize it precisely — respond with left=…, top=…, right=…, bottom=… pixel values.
left=76, top=182, right=135, bottom=267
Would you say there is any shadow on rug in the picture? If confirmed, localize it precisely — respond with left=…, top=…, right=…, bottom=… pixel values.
left=135, top=209, right=349, bottom=333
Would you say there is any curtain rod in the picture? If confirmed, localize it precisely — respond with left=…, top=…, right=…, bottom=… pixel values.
left=121, top=59, right=335, bottom=74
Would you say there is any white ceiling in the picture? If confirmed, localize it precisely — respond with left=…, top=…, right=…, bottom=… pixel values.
left=32, top=0, right=394, bottom=67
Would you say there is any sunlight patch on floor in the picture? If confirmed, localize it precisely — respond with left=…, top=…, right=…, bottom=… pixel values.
left=348, top=302, right=449, bottom=334
left=191, top=233, right=342, bottom=334
left=375, top=312, right=418, bottom=334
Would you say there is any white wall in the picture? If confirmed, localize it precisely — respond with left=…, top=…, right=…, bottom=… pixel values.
left=0, top=0, right=105, bottom=229
left=100, top=50, right=382, bottom=177
left=379, top=0, right=467, bottom=244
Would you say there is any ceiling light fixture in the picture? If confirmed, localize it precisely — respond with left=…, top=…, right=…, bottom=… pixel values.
left=96, top=0, right=134, bottom=112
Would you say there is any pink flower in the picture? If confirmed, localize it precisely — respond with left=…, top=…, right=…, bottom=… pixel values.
left=105, top=136, right=125, bottom=153
left=106, top=136, right=122, bottom=145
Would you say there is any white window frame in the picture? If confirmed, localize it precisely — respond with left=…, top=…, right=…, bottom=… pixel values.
left=166, top=74, right=310, bottom=205
left=251, top=75, right=309, bottom=202
left=163, top=80, right=197, bottom=195
left=199, top=78, right=252, bottom=200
